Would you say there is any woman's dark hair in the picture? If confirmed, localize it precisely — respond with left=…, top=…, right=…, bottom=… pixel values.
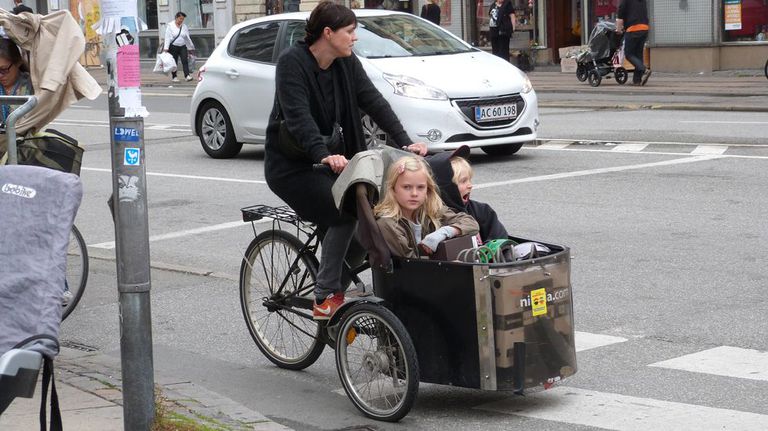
left=304, top=1, right=356, bottom=45
left=175, top=11, right=187, bottom=19
left=0, top=38, right=28, bottom=73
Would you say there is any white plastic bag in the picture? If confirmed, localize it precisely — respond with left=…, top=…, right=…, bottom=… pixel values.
left=153, top=52, right=177, bottom=74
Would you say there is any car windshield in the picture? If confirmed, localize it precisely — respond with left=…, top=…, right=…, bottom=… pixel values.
left=354, top=15, right=474, bottom=59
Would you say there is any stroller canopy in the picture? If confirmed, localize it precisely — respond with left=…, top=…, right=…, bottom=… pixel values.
left=588, top=20, right=620, bottom=61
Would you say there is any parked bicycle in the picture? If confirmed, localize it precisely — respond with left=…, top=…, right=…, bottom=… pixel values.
left=63, top=225, right=88, bottom=320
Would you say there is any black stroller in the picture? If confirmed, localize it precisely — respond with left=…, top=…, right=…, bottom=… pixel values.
left=575, top=20, right=628, bottom=87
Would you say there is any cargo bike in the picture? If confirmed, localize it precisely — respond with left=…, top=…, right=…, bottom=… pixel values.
left=238, top=150, right=577, bottom=422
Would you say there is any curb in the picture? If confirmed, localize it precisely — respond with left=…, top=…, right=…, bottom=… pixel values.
left=538, top=101, right=768, bottom=113
left=57, top=348, right=290, bottom=431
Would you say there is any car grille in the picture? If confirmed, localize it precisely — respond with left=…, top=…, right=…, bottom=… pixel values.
left=452, top=94, right=526, bottom=129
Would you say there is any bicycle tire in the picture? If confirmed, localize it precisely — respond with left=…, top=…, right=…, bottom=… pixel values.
left=764, top=57, right=768, bottom=80
left=62, top=225, right=88, bottom=321
left=336, top=303, right=419, bottom=422
left=239, top=230, right=325, bottom=370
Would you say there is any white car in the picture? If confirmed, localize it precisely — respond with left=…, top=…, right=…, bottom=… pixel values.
left=190, top=10, right=538, bottom=158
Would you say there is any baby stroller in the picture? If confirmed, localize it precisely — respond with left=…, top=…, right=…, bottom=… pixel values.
left=575, top=20, right=628, bottom=87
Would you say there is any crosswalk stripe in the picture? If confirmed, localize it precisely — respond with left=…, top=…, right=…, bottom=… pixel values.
left=649, top=346, right=768, bottom=382
left=575, top=331, right=627, bottom=352
left=612, top=143, right=648, bottom=152
left=475, top=386, right=768, bottom=430
left=538, top=142, right=571, bottom=150
left=691, top=145, right=728, bottom=155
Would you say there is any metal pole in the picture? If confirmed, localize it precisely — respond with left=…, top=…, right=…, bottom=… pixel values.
left=104, top=13, right=155, bottom=430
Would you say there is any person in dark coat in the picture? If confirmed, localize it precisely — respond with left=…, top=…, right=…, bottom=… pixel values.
left=11, top=0, right=33, bottom=14
left=420, top=0, right=441, bottom=25
left=264, top=1, right=426, bottom=320
left=489, top=0, right=515, bottom=61
left=617, top=0, right=651, bottom=85
left=426, top=145, right=509, bottom=243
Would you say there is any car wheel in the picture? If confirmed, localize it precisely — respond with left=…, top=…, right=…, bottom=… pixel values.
left=481, top=142, right=524, bottom=156
left=198, top=100, right=243, bottom=158
left=361, top=114, right=389, bottom=149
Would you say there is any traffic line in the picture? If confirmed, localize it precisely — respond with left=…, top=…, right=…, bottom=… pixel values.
left=475, top=386, right=768, bottom=430
left=680, top=120, right=768, bottom=125
left=473, top=155, right=721, bottom=190
left=537, top=142, right=571, bottom=150
left=574, top=331, right=627, bottom=352
left=80, top=167, right=268, bottom=185
left=691, top=145, right=728, bottom=155
left=612, top=143, right=648, bottom=152
left=89, top=219, right=268, bottom=249
left=649, top=346, right=768, bottom=382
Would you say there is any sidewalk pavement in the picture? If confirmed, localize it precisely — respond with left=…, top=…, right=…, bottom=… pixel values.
left=88, top=62, right=768, bottom=112
left=0, top=347, right=291, bottom=431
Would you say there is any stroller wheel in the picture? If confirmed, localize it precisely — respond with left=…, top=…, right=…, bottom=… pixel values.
left=615, top=67, right=629, bottom=85
left=576, top=64, right=588, bottom=82
left=588, top=70, right=601, bottom=87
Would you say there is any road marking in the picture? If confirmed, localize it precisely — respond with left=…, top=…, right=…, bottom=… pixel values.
left=89, top=219, right=269, bottom=249
left=474, top=155, right=721, bottom=190
left=680, top=120, right=768, bottom=125
left=575, top=331, right=627, bottom=352
left=81, top=167, right=268, bottom=185
left=691, top=145, right=728, bottom=155
left=537, top=142, right=571, bottom=150
left=538, top=137, right=766, bottom=148
left=612, top=143, right=648, bottom=152
left=649, top=346, right=768, bottom=382
left=475, top=386, right=768, bottom=430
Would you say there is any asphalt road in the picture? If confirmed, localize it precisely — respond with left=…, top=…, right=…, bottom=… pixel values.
left=57, top=92, right=768, bottom=430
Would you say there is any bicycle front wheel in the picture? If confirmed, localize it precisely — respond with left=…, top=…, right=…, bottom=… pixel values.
left=239, top=230, right=325, bottom=370
left=63, top=225, right=88, bottom=321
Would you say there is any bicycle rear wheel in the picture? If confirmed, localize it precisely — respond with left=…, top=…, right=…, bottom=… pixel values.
left=63, top=225, right=88, bottom=321
left=239, top=230, right=325, bottom=370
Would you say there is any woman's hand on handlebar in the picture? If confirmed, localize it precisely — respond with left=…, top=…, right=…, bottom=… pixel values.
left=404, top=142, right=428, bottom=156
left=320, top=154, right=349, bottom=174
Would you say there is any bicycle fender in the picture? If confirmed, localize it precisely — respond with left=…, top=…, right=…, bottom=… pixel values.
left=328, top=296, right=386, bottom=327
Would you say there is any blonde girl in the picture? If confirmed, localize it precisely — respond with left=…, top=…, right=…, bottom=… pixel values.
left=375, top=156, right=479, bottom=258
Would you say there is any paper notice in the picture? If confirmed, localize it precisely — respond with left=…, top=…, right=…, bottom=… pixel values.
left=117, top=45, right=141, bottom=88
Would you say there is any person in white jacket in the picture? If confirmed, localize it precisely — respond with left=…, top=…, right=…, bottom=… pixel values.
left=163, top=11, right=195, bottom=82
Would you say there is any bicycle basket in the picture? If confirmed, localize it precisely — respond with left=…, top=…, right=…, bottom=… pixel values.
left=17, top=129, right=83, bottom=176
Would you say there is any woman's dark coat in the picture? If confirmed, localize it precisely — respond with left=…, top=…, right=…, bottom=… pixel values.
left=264, top=42, right=412, bottom=228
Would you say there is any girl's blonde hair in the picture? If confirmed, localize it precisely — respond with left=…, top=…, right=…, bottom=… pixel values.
left=374, top=156, right=444, bottom=227
left=449, top=156, right=473, bottom=185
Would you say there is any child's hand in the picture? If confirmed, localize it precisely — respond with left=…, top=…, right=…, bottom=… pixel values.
left=419, top=226, right=458, bottom=253
left=419, top=243, right=434, bottom=255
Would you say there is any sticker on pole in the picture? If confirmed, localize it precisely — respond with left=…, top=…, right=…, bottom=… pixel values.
left=124, top=148, right=140, bottom=166
left=114, top=127, right=140, bottom=142
left=530, top=288, right=548, bottom=316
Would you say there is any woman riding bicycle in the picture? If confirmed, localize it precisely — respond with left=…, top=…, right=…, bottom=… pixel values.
left=264, top=1, right=426, bottom=320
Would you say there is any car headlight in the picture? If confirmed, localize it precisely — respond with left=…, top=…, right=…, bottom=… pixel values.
left=383, top=73, right=448, bottom=100
left=521, top=74, right=533, bottom=94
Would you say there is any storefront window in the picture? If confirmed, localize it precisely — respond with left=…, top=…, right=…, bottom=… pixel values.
left=178, top=0, right=214, bottom=29
left=723, top=0, right=768, bottom=42
left=139, top=0, right=159, bottom=29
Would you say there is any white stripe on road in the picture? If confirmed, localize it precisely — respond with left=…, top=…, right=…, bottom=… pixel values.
left=691, top=145, right=728, bottom=155
left=575, top=331, right=627, bottom=352
left=475, top=386, right=768, bottom=430
left=473, top=155, right=721, bottom=190
left=537, top=142, right=571, bottom=150
left=649, top=346, right=768, bottom=382
left=612, top=143, right=648, bottom=152
left=680, top=120, right=768, bottom=125
left=89, top=219, right=269, bottom=249
left=80, top=167, right=267, bottom=185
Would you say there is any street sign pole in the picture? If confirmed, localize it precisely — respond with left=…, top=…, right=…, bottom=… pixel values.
left=102, top=3, right=155, bottom=429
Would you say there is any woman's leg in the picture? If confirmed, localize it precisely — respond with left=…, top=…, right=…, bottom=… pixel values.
left=168, top=45, right=180, bottom=79
left=315, top=220, right=358, bottom=301
left=623, top=32, right=646, bottom=84
left=178, top=46, right=191, bottom=77
left=499, top=33, right=511, bottom=62
left=490, top=28, right=500, bottom=58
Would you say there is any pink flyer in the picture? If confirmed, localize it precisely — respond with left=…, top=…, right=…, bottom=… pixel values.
left=117, top=45, right=141, bottom=88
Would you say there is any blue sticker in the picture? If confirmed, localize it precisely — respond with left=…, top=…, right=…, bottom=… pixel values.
left=124, top=148, right=140, bottom=166
left=114, top=127, right=140, bottom=142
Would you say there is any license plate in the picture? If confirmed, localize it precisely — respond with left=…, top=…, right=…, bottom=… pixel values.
left=474, top=103, right=517, bottom=122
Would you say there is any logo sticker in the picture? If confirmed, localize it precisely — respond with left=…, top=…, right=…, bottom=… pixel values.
left=114, top=127, right=140, bottom=142
left=124, top=148, right=140, bottom=166
left=1, top=182, right=36, bottom=198
left=531, top=288, right=547, bottom=316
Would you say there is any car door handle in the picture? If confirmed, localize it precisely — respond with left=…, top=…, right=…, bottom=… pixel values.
left=225, top=70, right=240, bottom=78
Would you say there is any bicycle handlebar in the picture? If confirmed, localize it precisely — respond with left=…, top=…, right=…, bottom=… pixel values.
left=1, top=95, right=38, bottom=165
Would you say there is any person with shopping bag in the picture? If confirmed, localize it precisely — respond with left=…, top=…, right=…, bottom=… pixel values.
left=163, top=11, right=195, bottom=82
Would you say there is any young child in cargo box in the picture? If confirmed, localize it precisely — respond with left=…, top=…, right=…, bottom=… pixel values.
left=374, top=155, right=479, bottom=258
left=426, top=145, right=510, bottom=243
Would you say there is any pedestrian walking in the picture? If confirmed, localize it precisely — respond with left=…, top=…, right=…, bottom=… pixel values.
left=11, top=0, right=33, bottom=14
left=489, top=0, right=514, bottom=62
left=163, top=12, right=195, bottom=83
left=617, top=0, right=651, bottom=86
left=421, top=0, right=441, bottom=25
